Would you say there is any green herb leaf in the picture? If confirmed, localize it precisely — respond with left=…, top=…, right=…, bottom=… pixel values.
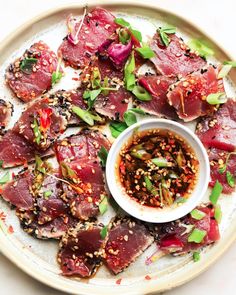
left=100, top=225, right=108, bottom=239
left=0, top=171, right=10, bottom=185
left=72, top=106, right=102, bottom=126
left=190, top=209, right=206, bottom=220
left=127, top=108, right=146, bottom=115
left=151, top=157, right=168, bottom=167
left=219, top=164, right=226, bottom=174
left=98, top=146, right=108, bottom=167
left=188, top=38, right=214, bottom=58
left=119, top=28, right=131, bottom=44
left=83, top=89, right=102, bottom=109
left=130, top=28, right=142, bottom=42
left=209, top=180, right=223, bottom=205
left=217, top=64, right=232, bottom=79
left=223, top=61, right=236, bottom=66
left=91, top=68, right=101, bottom=89
left=44, top=190, right=52, bottom=199
left=52, top=71, right=62, bottom=85
left=124, top=51, right=136, bottom=91
left=109, top=121, right=128, bottom=138
left=206, top=92, right=227, bottom=105
left=226, top=171, right=235, bottom=187
left=132, top=85, right=152, bottom=101
left=0, top=160, right=3, bottom=168
left=188, top=228, right=206, bottom=243
left=193, top=251, right=200, bottom=262
left=33, top=118, right=41, bottom=145
left=136, top=44, right=155, bottom=59
left=20, top=58, right=38, bottom=74
left=99, top=196, right=108, bottom=215
left=214, top=204, right=222, bottom=224
left=35, top=155, right=46, bottom=174
left=114, top=18, right=130, bottom=27
left=61, top=162, right=77, bottom=180
left=159, top=26, right=176, bottom=46
left=123, top=111, right=137, bottom=127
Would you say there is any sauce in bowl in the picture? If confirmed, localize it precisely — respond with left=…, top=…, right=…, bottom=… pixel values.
left=118, top=129, right=199, bottom=209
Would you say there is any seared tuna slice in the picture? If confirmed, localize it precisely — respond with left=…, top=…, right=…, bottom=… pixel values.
left=6, top=41, right=62, bottom=102
left=167, top=66, right=225, bottom=121
left=58, top=8, right=118, bottom=69
left=137, top=75, right=177, bottom=119
left=151, top=204, right=220, bottom=254
left=207, top=148, right=236, bottom=194
left=58, top=222, right=105, bottom=277
left=196, top=99, right=236, bottom=152
left=104, top=217, right=154, bottom=274
left=0, top=131, right=54, bottom=168
left=150, top=32, right=206, bottom=77
left=0, top=99, right=12, bottom=134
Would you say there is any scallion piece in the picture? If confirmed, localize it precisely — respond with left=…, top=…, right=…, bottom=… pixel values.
left=132, top=85, right=152, bottom=101
left=72, top=106, right=102, bottom=126
left=98, top=146, right=108, bottom=167
left=144, top=176, right=153, bottom=191
left=226, top=171, right=235, bottom=187
left=100, top=225, right=108, bottom=239
left=206, top=92, right=227, bottom=105
left=99, top=196, right=108, bottom=215
left=123, top=111, right=137, bottom=127
left=52, top=58, right=63, bottom=85
left=114, top=18, right=142, bottom=42
left=190, top=209, right=206, bottom=220
left=0, top=160, right=3, bottom=168
left=209, top=180, right=223, bottom=205
left=114, top=18, right=130, bottom=27
left=20, top=57, right=38, bottom=74
left=124, top=51, right=136, bottom=91
left=61, top=162, right=77, bottom=179
left=158, top=26, right=176, bottom=46
left=119, top=28, right=131, bottom=44
left=223, top=61, right=236, bottom=66
left=188, top=38, right=214, bottom=58
left=214, top=204, right=222, bottom=224
left=44, top=191, right=52, bottom=199
left=0, top=171, right=10, bottom=185
left=193, top=251, right=200, bottom=262
left=33, top=118, right=41, bottom=145
left=91, top=68, right=101, bottom=89
left=188, top=228, right=206, bottom=243
left=217, top=64, right=232, bottom=79
left=151, top=157, right=168, bottom=167
left=136, top=45, right=155, bottom=59
left=35, top=155, right=46, bottom=174
left=127, top=108, right=146, bottom=115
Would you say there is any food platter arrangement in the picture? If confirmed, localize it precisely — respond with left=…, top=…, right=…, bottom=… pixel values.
left=0, top=2, right=236, bottom=294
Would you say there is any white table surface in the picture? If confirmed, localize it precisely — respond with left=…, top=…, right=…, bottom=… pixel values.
left=0, top=0, right=236, bottom=294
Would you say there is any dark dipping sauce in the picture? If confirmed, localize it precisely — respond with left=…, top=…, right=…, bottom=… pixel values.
left=118, top=129, right=199, bottom=208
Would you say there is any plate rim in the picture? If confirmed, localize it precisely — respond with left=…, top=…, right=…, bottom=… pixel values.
left=0, top=0, right=236, bottom=294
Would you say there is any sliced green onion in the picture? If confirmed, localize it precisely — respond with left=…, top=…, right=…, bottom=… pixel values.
left=91, top=68, right=101, bottom=89
left=159, top=26, right=176, bottom=46
left=193, top=251, right=200, bottom=262
left=161, top=179, right=173, bottom=205
left=124, top=51, right=136, bottom=91
left=218, top=164, right=226, bottom=174
left=61, top=162, right=77, bottom=179
left=188, top=228, right=206, bottom=243
left=144, top=176, right=153, bottom=191
left=217, top=65, right=232, bottom=79
left=72, top=106, right=102, bottom=126
left=190, top=209, right=206, bottom=220
left=0, top=171, right=10, bottom=185
left=20, top=57, right=38, bottom=74
left=209, top=180, right=223, bottom=205
left=118, top=28, right=131, bottom=44
left=35, top=155, right=46, bottom=174
left=123, top=111, right=137, bottom=127
left=98, top=146, right=108, bottom=167
left=151, top=157, right=168, bottom=167
left=99, top=196, right=108, bottom=215
left=206, top=92, right=227, bottom=105
left=132, top=85, right=152, bottom=101
left=52, top=58, right=63, bottom=85
left=214, top=204, right=222, bottom=224
left=0, top=160, right=3, bottom=168
left=44, top=191, right=52, bottom=199
left=114, top=18, right=130, bottom=27
left=188, top=38, right=214, bottom=58
left=226, top=171, right=235, bottom=187
left=127, top=108, right=146, bottom=115
left=175, top=197, right=187, bottom=204
left=109, top=121, right=127, bottom=138
left=136, top=44, right=155, bottom=59
left=223, top=61, right=236, bottom=66
left=33, top=118, right=41, bottom=145
left=114, top=18, right=142, bottom=42
left=100, top=225, right=108, bottom=239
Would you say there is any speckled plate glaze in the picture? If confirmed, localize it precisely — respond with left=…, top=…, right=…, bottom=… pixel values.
left=0, top=1, right=236, bottom=294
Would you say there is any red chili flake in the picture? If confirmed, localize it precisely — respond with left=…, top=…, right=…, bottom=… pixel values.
left=0, top=187, right=2, bottom=194
left=38, top=108, right=53, bottom=131
left=116, top=278, right=122, bottom=285
left=0, top=211, right=6, bottom=221
left=145, top=275, right=152, bottom=280
left=11, top=172, right=15, bottom=178
left=72, top=77, right=79, bottom=81
left=119, top=161, right=126, bottom=175
left=8, top=225, right=14, bottom=234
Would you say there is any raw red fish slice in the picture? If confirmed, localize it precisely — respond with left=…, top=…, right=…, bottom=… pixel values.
left=152, top=204, right=220, bottom=254
left=59, top=8, right=118, bottom=69
left=104, top=217, right=154, bottom=274
left=13, top=98, right=66, bottom=151
left=207, top=148, right=236, bottom=194
left=196, top=99, right=236, bottom=152
left=58, top=223, right=105, bottom=277
left=94, top=87, right=131, bottom=120
left=17, top=209, right=77, bottom=239
left=6, top=41, right=60, bottom=102
left=138, top=75, right=178, bottom=119
left=0, top=99, right=12, bottom=134
left=167, top=66, right=224, bottom=121
left=0, top=130, right=54, bottom=168
left=1, top=170, right=34, bottom=210
left=150, top=32, right=206, bottom=77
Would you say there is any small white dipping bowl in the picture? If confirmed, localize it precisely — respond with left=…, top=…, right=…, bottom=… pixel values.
left=106, top=118, right=210, bottom=223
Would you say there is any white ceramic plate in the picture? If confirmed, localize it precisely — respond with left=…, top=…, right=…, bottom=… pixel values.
left=1, top=1, right=236, bottom=294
